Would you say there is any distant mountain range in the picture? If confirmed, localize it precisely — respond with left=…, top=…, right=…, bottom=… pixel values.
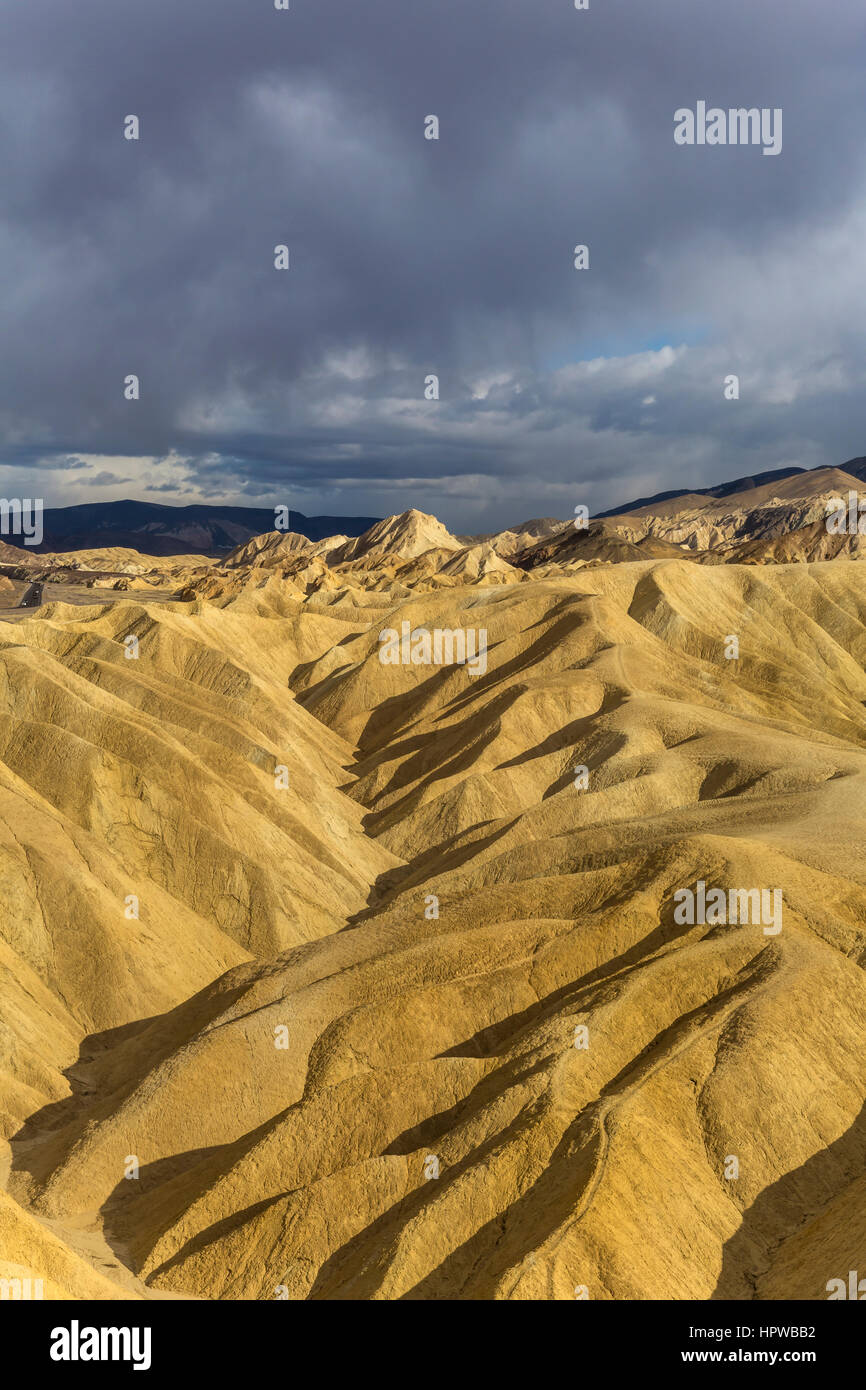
left=0, top=499, right=382, bottom=555
left=596, top=458, right=866, bottom=518
left=4, top=457, right=866, bottom=559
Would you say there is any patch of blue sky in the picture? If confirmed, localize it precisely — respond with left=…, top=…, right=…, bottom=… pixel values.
left=543, top=322, right=712, bottom=372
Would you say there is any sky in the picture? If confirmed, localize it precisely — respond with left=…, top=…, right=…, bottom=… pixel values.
left=2, top=0, right=866, bottom=533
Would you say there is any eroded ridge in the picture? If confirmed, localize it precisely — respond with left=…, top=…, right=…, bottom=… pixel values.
left=2, top=557, right=866, bottom=1299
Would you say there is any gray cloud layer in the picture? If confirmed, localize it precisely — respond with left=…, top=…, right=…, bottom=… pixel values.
left=1, top=0, right=865, bottom=530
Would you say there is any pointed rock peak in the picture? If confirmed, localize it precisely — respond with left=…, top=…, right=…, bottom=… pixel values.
left=345, top=509, right=462, bottom=560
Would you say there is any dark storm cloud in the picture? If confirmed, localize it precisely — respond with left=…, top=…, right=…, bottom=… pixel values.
left=1, top=0, right=866, bottom=530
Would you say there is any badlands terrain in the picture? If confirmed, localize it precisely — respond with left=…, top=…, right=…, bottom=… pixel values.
left=1, top=473, right=866, bottom=1300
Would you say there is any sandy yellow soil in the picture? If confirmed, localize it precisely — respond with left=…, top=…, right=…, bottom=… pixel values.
left=1, top=556, right=865, bottom=1299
